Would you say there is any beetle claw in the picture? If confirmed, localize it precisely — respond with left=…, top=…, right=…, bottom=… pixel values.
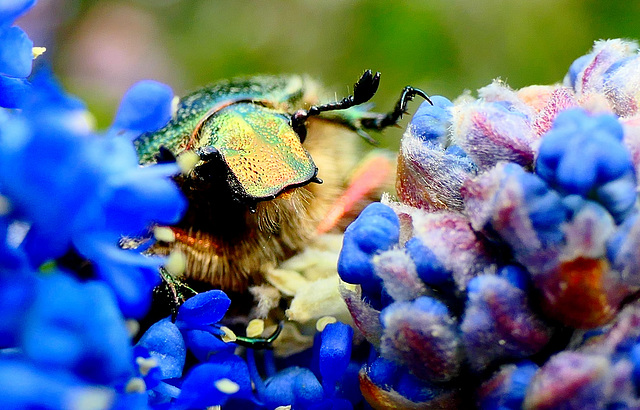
left=360, top=85, right=432, bottom=131
left=353, top=70, right=381, bottom=105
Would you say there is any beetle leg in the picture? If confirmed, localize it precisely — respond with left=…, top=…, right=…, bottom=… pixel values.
left=218, top=321, right=285, bottom=349
left=360, top=86, right=433, bottom=131
left=159, top=266, right=199, bottom=321
left=291, top=70, right=382, bottom=142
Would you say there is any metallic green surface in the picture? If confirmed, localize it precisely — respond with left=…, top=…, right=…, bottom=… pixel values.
left=197, top=103, right=316, bottom=199
left=134, top=75, right=306, bottom=164
left=132, top=74, right=373, bottom=202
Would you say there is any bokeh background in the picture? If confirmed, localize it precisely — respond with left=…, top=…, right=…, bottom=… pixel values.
left=17, top=0, right=640, bottom=148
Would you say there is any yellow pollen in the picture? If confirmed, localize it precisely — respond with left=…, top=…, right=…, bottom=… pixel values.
left=32, top=47, right=46, bottom=59
left=246, top=319, right=265, bottom=338
left=315, top=316, right=337, bottom=332
left=215, top=378, right=240, bottom=394
left=220, top=326, right=237, bottom=343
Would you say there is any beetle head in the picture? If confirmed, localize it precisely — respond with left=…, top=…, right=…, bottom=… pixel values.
left=192, top=103, right=319, bottom=209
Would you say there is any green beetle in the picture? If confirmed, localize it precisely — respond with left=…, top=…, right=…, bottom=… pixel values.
left=134, top=70, right=429, bottom=292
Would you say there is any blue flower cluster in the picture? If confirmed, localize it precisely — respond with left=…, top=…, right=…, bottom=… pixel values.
left=0, top=3, right=193, bottom=407
left=338, top=40, right=640, bottom=408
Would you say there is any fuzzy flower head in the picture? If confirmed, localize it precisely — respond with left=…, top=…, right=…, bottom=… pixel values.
left=566, top=39, right=640, bottom=116
left=337, top=39, right=640, bottom=408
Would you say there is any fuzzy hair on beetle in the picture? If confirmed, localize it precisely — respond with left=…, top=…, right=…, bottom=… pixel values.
left=133, top=70, right=430, bottom=295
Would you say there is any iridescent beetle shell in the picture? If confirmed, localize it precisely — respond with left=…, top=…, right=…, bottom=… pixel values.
left=134, top=73, right=429, bottom=291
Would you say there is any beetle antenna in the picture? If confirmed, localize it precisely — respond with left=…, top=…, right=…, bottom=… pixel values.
left=291, top=69, right=381, bottom=142
left=360, top=86, right=433, bottom=131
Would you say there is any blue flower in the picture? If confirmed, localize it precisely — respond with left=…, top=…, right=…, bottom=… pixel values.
left=318, top=322, right=353, bottom=398
left=21, top=272, right=133, bottom=385
left=404, top=238, right=449, bottom=286
left=0, top=359, right=115, bottom=410
left=380, top=296, right=462, bottom=382
left=536, top=108, right=636, bottom=223
left=175, top=353, right=255, bottom=409
left=338, top=202, right=400, bottom=305
left=254, top=322, right=359, bottom=409
left=173, top=289, right=239, bottom=361
left=361, top=356, right=457, bottom=407
left=111, top=80, right=175, bottom=136
left=407, top=96, right=453, bottom=143
left=0, top=71, right=186, bottom=318
left=566, top=54, right=592, bottom=89
left=173, top=289, right=237, bottom=364
left=0, top=270, right=138, bottom=409
left=397, top=95, right=477, bottom=212
left=261, top=366, right=324, bottom=409
left=461, top=273, right=552, bottom=372
left=476, top=361, right=539, bottom=410
left=136, top=318, right=186, bottom=382
left=0, top=0, right=36, bottom=108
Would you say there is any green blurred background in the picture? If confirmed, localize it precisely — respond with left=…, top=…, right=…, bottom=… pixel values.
left=18, top=0, right=640, bottom=147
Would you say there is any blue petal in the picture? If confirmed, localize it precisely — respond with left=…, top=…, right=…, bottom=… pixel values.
left=337, top=362, right=364, bottom=406
left=319, top=323, right=353, bottom=396
left=263, top=367, right=323, bottom=409
left=566, top=54, right=592, bottom=89
left=110, top=391, right=150, bottom=410
left=182, top=329, right=235, bottom=362
left=503, top=362, right=539, bottom=409
left=136, top=317, right=186, bottom=380
left=0, top=252, right=34, bottom=346
left=338, top=202, right=398, bottom=295
left=536, top=108, right=634, bottom=220
left=101, top=164, right=187, bottom=234
left=25, top=67, right=86, bottom=113
left=409, top=96, right=453, bottom=143
left=176, top=290, right=231, bottom=329
left=88, top=253, right=161, bottom=319
left=394, top=372, right=443, bottom=403
left=0, top=74, right=30, bottom=108
left=498, top=265, right=530, bottom=291
left=0, top=359, right=115, bottom=410
left=176, top=354, right=253, bottom=409
left=337, top=239, right=377, bottom=288
left=596, top=173, right=637, bottom=223
left=351, top=203, right=400, bottom=254
left=0, top=26, right=32, bottom=78
left=0, top=0, right=36, bottom=27
left=112, top=80, right=174, bottom=134
left=367, top=357, right=401, bottom=389
left=21, top=273, right=133, bottom=384
left=631, top=343, right=640, bottom=393
left=405, top=237, right=449, bottom=285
